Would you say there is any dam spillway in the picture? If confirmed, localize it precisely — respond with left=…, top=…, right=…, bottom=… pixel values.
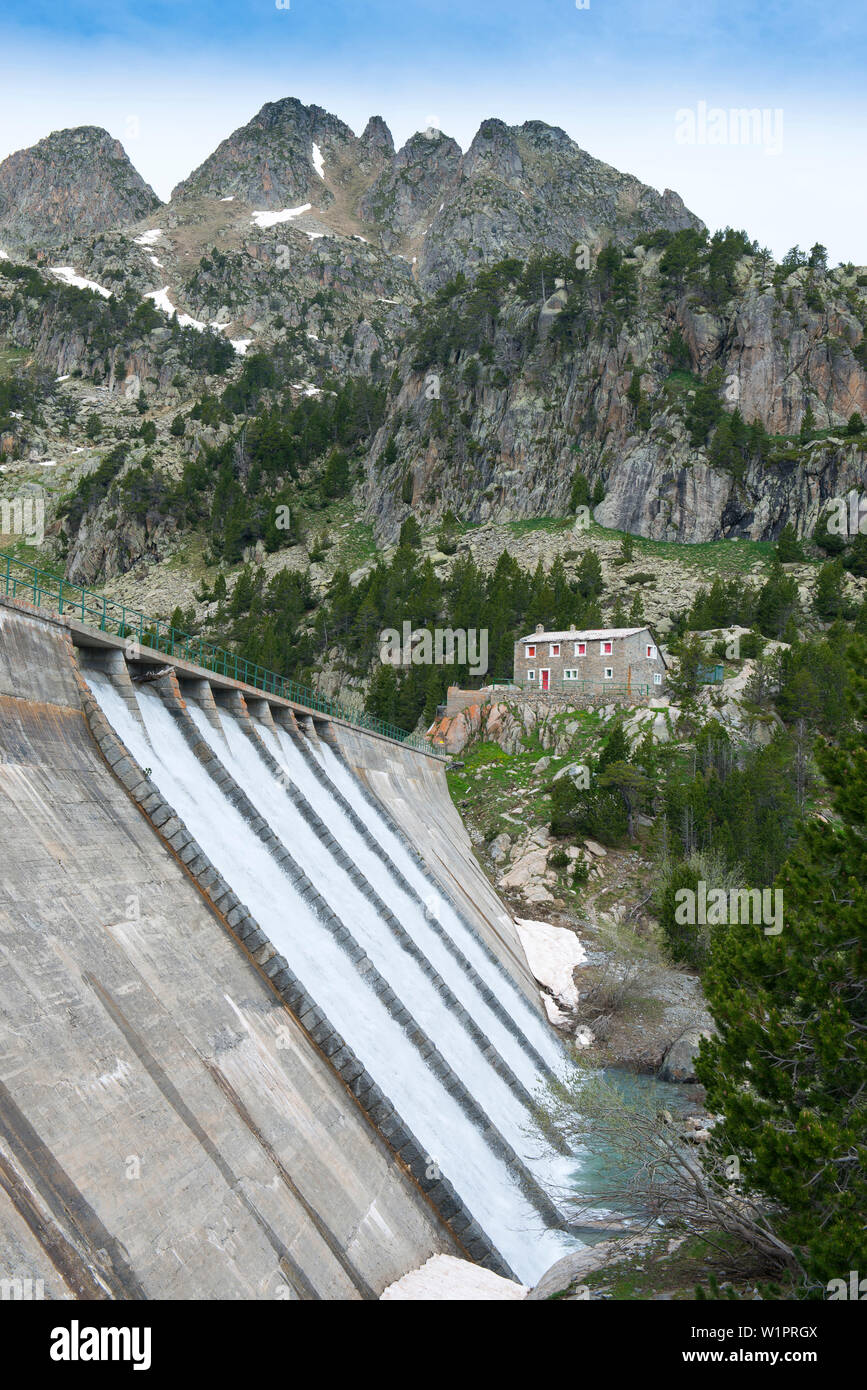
left=0, top=594, right=582, bottom=1296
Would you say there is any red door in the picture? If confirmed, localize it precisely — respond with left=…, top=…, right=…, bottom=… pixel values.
left=541, top=669, right=550, bottom=691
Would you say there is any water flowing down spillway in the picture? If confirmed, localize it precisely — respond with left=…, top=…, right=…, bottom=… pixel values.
left=87, top=673, right=580, bottom=1283
left=250, top=715, right=558, bottom=1089
left=298, top=726, right=566, bottom=1072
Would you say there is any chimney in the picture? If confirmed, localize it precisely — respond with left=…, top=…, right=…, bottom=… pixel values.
left=569, top=623, right=577, bottom=633
left=535, top=623, right=544, bottom=633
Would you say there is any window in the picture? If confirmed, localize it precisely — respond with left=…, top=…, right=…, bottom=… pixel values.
left=526, top=645, right=536, bottom=658
left=604, top=667, right=613, bottom=680
left=574, top=642, right=586, bottom=657
left=600, top=640, right=612, bottom=655
left=527, top=669, right=536, bottom=681
left=653, top=672, right=663, bottom=686
left=564, top=669, right=578, bottom=680
left=647, top=644, right=657, bottom=660
left=549, top=643, right=560, bottom=656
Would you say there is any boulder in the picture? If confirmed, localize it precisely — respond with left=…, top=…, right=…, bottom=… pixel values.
left=488, top=832, right=511, bottom=864
left=658, top=1028, right=711, bottom=1083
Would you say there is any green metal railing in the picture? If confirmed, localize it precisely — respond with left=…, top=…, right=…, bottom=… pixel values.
left=0, top=549, right=447, bottom=759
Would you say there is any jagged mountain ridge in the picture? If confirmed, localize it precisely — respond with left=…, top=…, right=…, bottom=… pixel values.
left=0, top=98, right=703, bottom=278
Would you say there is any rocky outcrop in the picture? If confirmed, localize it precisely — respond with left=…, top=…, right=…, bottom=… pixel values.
left=0, top=127, right=161, bottom=247
left=418, top=118, right=702, bottom=289
left=359, top=129, right=462, bottom=251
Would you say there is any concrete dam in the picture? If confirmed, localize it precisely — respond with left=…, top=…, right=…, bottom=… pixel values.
left=0, top=585, right=582, bottom=1299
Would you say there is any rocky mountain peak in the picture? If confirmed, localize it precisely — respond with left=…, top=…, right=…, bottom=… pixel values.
left=0, top=126, right=161, bottom=247
left=170, top=96, right=361, bottom=209
left=359, top=116, right=395, bottom=157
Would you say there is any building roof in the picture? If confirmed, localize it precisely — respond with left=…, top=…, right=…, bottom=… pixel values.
left=519, top=627, right=648, bottom=644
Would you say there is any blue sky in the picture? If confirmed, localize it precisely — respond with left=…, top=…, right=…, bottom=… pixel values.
left=1, top=0, right=865, bottom=261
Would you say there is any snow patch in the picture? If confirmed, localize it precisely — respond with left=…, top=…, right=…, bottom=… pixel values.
left=55, top=374, right=70, bottom=382
left=148, top=255, right=163, bottom=268
left=381, top=1254, right=527, bottom=1301
left=251, top=204, right=311, bottom=228
left=219, top=196, right=235, bottom=202
left=133, top=228, right=163, bottom=246
left=50, top=266, right=112, bottom=298
left=515, top=918, right=585, bottom=1015
left=311, top=143, right=325, bottom=179
left=230, top=339, right=252, bottom=356
left=144, top=287, right=214, bottom=333
left=0, top=248, right=9, bottom=260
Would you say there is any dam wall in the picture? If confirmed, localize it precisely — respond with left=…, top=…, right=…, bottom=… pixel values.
left=0, top=594, right=575, bottom=1296
left=0, top=601, right=466, bottom=1297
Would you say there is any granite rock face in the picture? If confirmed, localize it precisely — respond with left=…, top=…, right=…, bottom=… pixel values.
left=0, top=127, right=161, bottom=246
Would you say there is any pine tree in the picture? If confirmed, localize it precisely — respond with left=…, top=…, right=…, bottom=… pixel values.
left=775, top=523, right=805, bottom=563
left=815, top=558, right=846, bottom=620
left=696, top=637, right=867, bottom=1291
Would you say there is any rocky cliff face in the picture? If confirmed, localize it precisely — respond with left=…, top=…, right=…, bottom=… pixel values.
left=361, top=248, right=867, bottom=544
left=0, top=127, right=161, bottom=247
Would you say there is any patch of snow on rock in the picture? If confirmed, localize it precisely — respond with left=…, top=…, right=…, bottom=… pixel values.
left=50, top=267, right=112, bottom=298
left=380, top=1254, right=527, bottom=1301
left=515, top=918, right=585, bottom=1016
left=144, top=287, right=211, bottom=332
left=311, top=143, right=325, bottom=179
left=251, top=204, right=312, bottom=228
left=133, top=229, right=163, bottom=246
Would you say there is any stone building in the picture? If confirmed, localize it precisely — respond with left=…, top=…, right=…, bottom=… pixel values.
left=513, top=624, right=667, bottom=696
